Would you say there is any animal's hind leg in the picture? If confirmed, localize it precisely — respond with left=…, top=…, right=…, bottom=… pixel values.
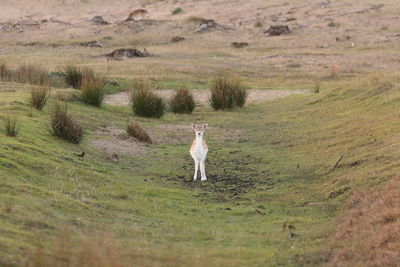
left=193, top=160, right=199, bottom=181
left=200, top=160, right=207, bottom=181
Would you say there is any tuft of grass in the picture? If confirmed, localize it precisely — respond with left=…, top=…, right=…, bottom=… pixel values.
left=210, top=75, right=247, bottom=110
left=169, top=87, right=195, bottom=114
left=80, top=74, right=106, bottom=107
left=13, top=63, right=50, bottom=85
left=172, top=7, right=183, bottom=15
left=0, top=62, right=12, bottom=81
left=31, top=85, right=51, bottom=110
left=129, top=81, right=166, bottom=118
left=314, top=81, right=321, bottom=93
left=254, top=21, right=263, bottom=28
left=51, top=102, right=83, bottom=143
left=127, top=122, right=152, bottom=143
left=63, top=65, right=95, bottom=89
left=3, top=116, right=18, bottom=137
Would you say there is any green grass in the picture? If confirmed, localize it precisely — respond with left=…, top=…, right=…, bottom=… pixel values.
left=1, top=73, right=400, bottom=265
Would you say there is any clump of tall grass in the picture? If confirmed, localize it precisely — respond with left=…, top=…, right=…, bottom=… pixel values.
left=51, top=102, right=83, bottom=143
left=80, top=74, right=106, bottom=107
left=169, top=87, right=195, bottom=114
left=210, top=75, right=247, bottom=110
left=13, top=63, right=50, bottom=85
left=63, top=65, right=95, bottom=89
left=31, top=85, right=50, bottom=110
left=3, top=117, right=18, bottom=137
left=127, top=122, right=152, bottom=143
left=130, top=81, right=166, bottom=118
left=0, top=63, right=12, bottom=81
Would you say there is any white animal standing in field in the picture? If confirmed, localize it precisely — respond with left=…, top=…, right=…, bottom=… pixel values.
left=190, top=123, right=208, bottom=181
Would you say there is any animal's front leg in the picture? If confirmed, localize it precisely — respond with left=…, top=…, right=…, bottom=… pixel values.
left=200, top=160, right=207, bottom=181
left=193, top=160, right=199, bottom=181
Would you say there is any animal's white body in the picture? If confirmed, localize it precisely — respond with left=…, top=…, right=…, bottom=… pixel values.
left=190, top=124, right=208, bottom=181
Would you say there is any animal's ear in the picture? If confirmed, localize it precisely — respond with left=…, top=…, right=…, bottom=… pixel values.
left=203, top=123, right=208, bottom=129
left=191, top=123, right=195, bottom=129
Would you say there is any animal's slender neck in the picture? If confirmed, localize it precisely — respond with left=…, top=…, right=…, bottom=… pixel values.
left=195, top=135, right=203, bottom=143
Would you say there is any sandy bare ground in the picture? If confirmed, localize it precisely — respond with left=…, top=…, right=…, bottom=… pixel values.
left=104, top=89, right=309, bottom=107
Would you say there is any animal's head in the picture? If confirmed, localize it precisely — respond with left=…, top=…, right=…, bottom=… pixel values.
left=191, top=123, right=208, bottom=138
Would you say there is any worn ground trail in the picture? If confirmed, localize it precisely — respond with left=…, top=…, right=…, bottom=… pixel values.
left=104, top=89, right=309, bottom=106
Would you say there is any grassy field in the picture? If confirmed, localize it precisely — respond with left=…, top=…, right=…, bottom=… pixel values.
left=1, top=71, right=398, bottom=266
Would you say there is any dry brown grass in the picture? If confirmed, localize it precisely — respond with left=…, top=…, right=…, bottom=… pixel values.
left=329, top=176, right=400, bottom=266
left=169, top=87, right=195, bottom=114
left=210, top=75, right=247, bottom=110
left=31, top=85, right=50, bottom=110
left=13, top=63, right=50, bottom=85
left=80, top=74, right=106, bottom=107
left=29, top=229, right=126, bottom=267
left=126, top=122, right=152, bottom=143
left=51, top=102, right=83, bottom=143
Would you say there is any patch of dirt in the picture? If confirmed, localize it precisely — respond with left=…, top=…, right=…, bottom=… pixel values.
left=104, top=89, right=308, bottom=107
left=160, top=151, right=274, bottom=201
left=89, top=127, right=149, bottom=157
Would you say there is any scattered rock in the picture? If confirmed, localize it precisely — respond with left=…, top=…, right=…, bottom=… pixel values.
left=105, top=48, right=150, bottom=59
left=4, top=163, right=15, bottom=168
left=231, top=42, right=249, bottom=48
left=109, top=153, right=119, bottom=162
left=90, top=16, right=109, bottom=25
left=171, top=36, right=185, bottom=43
left=193, top=19, right=234, bottom=33
left=264, top=25, right=290, bottom=36
left=327, top=21, right=338, bottom=27
left=336, top=35, right=351, bottom=41
left=72, top=40, right=104, bottom=48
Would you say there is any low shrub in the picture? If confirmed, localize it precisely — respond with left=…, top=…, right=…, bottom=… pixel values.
left=127, top=122, right=152, bottom=143
left=169, top=87, right=195, bottom=114
left=4, top=117, right=18, bottom=137
left=210, top=75, right=247, bottom=110
left=63, top=65, right=95, bottom=89
left=14, top=63, right=50, bottom=85
left=130, top=81, right=166, bottom=118
left=172, top=7, right=183, bottom=15
left=31, top=85, right=50, bottom=110
left=80, top=75, right=106, bottom=107
left=51, top=102, right=83, bottom=143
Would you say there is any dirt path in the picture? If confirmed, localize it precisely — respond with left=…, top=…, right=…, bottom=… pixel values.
left=104, top=89, right=309, bottom=107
